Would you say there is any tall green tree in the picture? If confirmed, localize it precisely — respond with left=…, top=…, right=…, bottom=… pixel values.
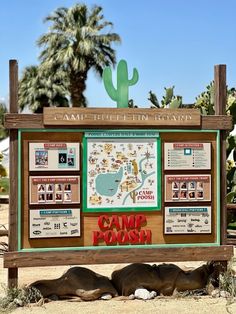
left=37, top=3, right=121, bottom=107
left=19, top=65, right=69, bottom=113
left=0, top=102, right=8, bottom=140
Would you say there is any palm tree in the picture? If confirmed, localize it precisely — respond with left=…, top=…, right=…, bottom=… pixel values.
left=37, top=3, right=121, bottom=107
left=0, top=102, right=8, bottom=139
left=19, top=65, right=69, bottom=113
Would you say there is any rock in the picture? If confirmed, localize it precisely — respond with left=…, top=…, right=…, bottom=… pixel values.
left=128, top=294, right=135, bottom=300
left=220, top=290, right=231, bottom=298
left=211, top=289, right=220, bottom=298
left=134, top=288, right=157, bottom=300
left=100, top=293, right=112, bottom=300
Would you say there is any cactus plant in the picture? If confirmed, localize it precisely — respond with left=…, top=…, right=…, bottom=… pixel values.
left=102, top=59, right=139, bottom=108
left=130, top=190, right=138, bottom=203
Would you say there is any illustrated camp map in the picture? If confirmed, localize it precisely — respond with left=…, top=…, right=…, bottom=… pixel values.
left=86, top=134, right=159, bottom=210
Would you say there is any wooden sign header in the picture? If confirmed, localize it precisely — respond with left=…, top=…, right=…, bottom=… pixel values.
left=43, top=108, right=201, bottom=127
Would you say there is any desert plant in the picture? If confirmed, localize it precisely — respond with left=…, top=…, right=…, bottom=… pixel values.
left=19, top=65, right=69, bottom=113
left=219, top=259, right=236, bottom=298
left=37, top=3, right=121, bottom=107
left=148, top=86, right=182, bottom=109
left=0, top=102, right=8, bottom=140
left=0, top=285, right=42, bottom=311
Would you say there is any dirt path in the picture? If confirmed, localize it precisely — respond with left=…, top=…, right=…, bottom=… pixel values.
left=1, top=203, right=236, bottom=313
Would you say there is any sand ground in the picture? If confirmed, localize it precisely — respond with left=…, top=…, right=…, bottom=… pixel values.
left=0, top=203, right=236, bottom=314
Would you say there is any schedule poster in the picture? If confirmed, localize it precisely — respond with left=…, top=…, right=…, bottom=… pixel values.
left=29, top=142, right=80, bottom=171
left=86, top=136, right=159, bottom=210
left=165, top=175, right=211, bottom=202
left=164, top=206, right=211, bottom=234
left=29, top=209, right=80, bottom=238
left=29, top=176, right=80, bottom=204
left=164, top=143, right=211, bottom=170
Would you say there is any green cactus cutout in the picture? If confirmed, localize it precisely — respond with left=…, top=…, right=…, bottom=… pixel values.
left=102, top=59, right=139, bottom=108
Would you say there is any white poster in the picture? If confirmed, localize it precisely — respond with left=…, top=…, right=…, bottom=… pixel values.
left=164, top=206, right=211, bottom=234
left=164, top=143, right=211, bottom=170
left=29, top=209, right=80, bottom=238
left=29, top=142, right=80, bottom=171
left=86, top=137, right=159, bottom=209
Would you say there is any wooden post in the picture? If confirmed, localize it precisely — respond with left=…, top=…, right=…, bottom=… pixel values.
left=8, top=60, right=19, bottom=287
left=214, top=65, right=227, bottom=245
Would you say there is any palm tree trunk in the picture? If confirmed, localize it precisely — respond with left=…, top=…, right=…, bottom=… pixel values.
left=69, top=72, right=87, bottom=107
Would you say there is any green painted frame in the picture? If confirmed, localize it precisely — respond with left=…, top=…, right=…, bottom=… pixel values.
left=83, top=130, right=162, bottom=212
left=18, top=129, right=220, bottom=252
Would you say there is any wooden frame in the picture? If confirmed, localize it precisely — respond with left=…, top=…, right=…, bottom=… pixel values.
left=4, top=61, right=234, bottom=288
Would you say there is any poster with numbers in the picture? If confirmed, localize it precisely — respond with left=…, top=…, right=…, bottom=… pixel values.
left=29, top=142, right=80, bottom=171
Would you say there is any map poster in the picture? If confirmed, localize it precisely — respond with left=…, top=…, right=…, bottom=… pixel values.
left=29, top=142, right=80, bottom=171
left=29, top=209, right=80, bottom=238
left=164, top=143, right=211, bottom=170
left=85, top=132, right=160, bottom=211
left=164, top=206, right=211, bottom=234
left=165, top=175, right=211, bottom=202
left=29, top=176, right=80, bottom=204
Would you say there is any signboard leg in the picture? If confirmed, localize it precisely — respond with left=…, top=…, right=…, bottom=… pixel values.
left=8, top=268, right=18, bottom=288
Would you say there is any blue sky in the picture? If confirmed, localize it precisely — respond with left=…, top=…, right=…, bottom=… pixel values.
left=1, top=0, right=236, bottom=108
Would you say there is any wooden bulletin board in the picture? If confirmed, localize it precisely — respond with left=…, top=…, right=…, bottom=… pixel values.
left=4, top=62, right=234, bottom=289
left=19, top=129, right=219, bottom=250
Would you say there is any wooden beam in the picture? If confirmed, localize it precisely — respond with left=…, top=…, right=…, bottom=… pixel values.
left=43, top=108, right=201, bottom=127
left=214, top=65, right=228, bottom=245
left=214, top=65, right=226, bottom=115
left=4, top=113, right=44, bottom=129
left=8, top=60, right=18, bottom=288
left=9, top=60, right=18, bottom=113
left=4, top=113, right=233, bottom=131
left=4, top=246, right=234, bottom=268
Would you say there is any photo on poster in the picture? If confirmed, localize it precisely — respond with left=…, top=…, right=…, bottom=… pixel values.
left=84, top=131, right=161, bottom=211
left=188, top=182, right=195, bottom=190
left=64, top=192, right=72, bottom=202
left=55, top=184, right=63, bottom=192
left=46, top=193, right=53, bottom=202
left=55, top=193, right=63, bottom=202
left=46, top=184, right=53, bottom=192
left=35, top=150, right=48, bottom=167
left=180, top=190, right=187, bottom=200
left=180, top=181, right=187, bottom=190
left=37, top=184, right=45, bottom=192
left=58, top=152, right=67, bottom=165
left=38, top=193, right=45, bottom=203
left=165, top=175, right=211, bottom=202
left=64, top=184, right=71, bottom=192
left=172, top=182, right=179, bottom=190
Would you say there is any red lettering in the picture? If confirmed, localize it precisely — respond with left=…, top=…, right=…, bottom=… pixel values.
left=139, top=230, right=147, bottom=244
left=146, top=230, right=152, bottom=244
left=121, top=215, right=135, bottom=229
left=92, top=231, right=103, bottom=245
left=98, top=215, right=109, bottom=230
left=104, top=230, right=116, bottom=244
left=110, top=215, right=121, bottom=230
left=129, top=229, right=140, bottom=244
left=135, top=214, right=146, bottom=228
left=117, top=230, right=129, bottom=244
